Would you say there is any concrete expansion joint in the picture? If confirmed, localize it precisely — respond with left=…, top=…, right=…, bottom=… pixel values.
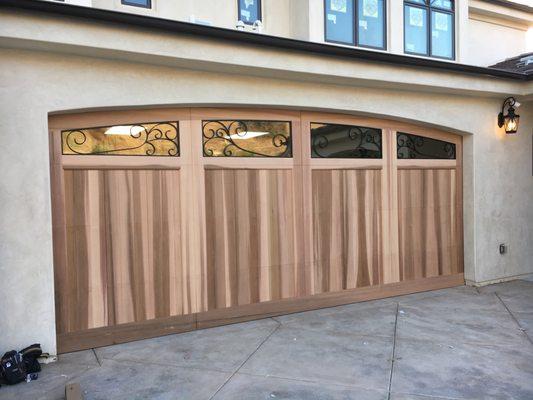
left=92, top=348, right=102, bottom=367
left=387, top=303, right=400, bottom=400
left=208, top=321, right=282, bottom=400
left=494, top=292, right=533, bottom=346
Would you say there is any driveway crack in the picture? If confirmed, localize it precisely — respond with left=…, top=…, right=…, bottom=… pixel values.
left=387, top=303, right=400, bottom=400
left=495, top=292, right=533, bottom=345
left=208, top=318, right=281, bottom=400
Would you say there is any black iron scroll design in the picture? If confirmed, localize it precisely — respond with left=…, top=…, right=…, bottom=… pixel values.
left=311, top=124, right=382, bottom=158
left=202, top=120, right=291, bottom=157
left=63, top=122, right=179, bottom=156
left=397, top=132, right=455, bottom=159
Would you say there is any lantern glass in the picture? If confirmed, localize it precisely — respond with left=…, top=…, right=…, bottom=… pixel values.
left=504, top=115, right=519, bottom=134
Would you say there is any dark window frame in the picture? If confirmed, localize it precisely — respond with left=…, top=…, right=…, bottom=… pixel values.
left=238, top=0, right=262, bottom=25
left=121, top=0, right=152, bottom=9
left=396, top=132, right=456, bottom=159
left=323, top=0, right=387, bottom=51
left=310, top=122, right=383, bottom=159
left=403, top=0, right=455, bottom=60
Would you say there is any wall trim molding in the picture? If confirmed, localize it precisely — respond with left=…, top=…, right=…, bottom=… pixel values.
left=475, top=0, right=533, bottom=14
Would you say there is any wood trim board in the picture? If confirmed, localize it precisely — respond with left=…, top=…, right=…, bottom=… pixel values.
left=58, top=273, right=464, bottom=353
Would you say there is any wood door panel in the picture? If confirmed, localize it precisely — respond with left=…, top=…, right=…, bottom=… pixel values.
left=60, top=169, right=187, bottom=334
left=104, top=170, right=187, bottom=325
left=62, top=170, right=107, bottom=333
left=311, top=169, right=383, bottom=293
left=398, top=169, right=460, bottom=280
left=205, top=169, right=299, bottom=310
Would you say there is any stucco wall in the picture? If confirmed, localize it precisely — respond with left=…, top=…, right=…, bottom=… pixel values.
left=472, top=100, right=533, bottom=283
left=0, top=45, right=531, bottom=355
left=465, top=18, right=529, bottom=66
left=90, top=0, right=293, bottom=37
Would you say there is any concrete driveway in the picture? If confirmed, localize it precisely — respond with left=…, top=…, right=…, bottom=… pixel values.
left=1, top=280, right=532, bottom=400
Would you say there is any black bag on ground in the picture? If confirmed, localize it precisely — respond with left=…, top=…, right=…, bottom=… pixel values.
left=20, top=344, right=42, bottom=374
left=0, top=344, right=42, bottom=386
left=0, top=350, right=27, bottom=385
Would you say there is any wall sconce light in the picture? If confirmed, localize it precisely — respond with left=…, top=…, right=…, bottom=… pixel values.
left=498, top=97, right=520, bottom=134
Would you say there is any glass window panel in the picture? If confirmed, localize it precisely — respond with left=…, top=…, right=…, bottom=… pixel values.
left=121, top=0, right=151, bottom=8
left=357, top=0, right=385, bottom=48
left=239, top=0, right=261, bottom=24
left=431, top=11, right=453, bottom=59
left=406, top=0, right=427, bottom=4
left=325, top=0, right=355, bottom=45
left=203, top=120, right=292, bottom=157
left=430, top=0, right=453, bottom=10
left=397, top=132, right=455, bottom=159
left=62, top=122, right=179, bottom=156
left=311, top=123, right=382, bottom=158
left=404, top=5, right=428, bottom=55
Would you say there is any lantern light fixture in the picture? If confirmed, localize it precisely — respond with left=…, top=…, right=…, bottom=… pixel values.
left=498, top=97, right=520, bottom=134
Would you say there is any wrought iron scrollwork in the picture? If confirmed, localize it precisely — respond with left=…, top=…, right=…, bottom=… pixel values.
left=202, top=120, right=291, bottom=157
left=397, top=132, right=455, bottom=159
left=63, top=122, right=179, bottom=156
left=311, top=123, right=382, bottom=159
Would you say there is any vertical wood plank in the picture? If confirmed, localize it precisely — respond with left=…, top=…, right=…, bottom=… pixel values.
left=204, top=169, right=297, bottom=309
left=61, top=169, right=184, bottom=333
left=311, top=169, right=383, bottom=292
left=397, top=169, right=458, bottom=280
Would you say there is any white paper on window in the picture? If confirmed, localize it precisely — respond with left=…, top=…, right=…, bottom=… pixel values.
left=409, top=7, right=424, bottom=27
left=359, top=20, right=368, bottom=29
left=331, top=0, right=347, bottom=13
left=241, top=9, right=251, bottom=20
left=244, top=0, right=254, bottom=8
left=434, top=12, right=448, bottom=31
left=327, top=13, right=337, bottom=24
left=432, top=0, right=452, bottom=9
left=363, top=0, right=378, bottom=18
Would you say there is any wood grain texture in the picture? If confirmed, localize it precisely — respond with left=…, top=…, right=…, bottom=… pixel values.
left=197, top=273, right=465, bottom=330
left=205, top=169, right=300, bottom=310
left=58, top=273, right=464, bottom=353
left=397, top=169, right=461, bottom=280
left=312, top=169, right=382, bottom=293
left=59, top=169, right=188, bottom=334
left=51, top=109, right=465, bottom=353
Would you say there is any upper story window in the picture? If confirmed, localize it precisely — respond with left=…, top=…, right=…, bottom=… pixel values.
left=404, top=0, right=454, bottom=60
left=121, top=0, right=152, bottom=8
left=324, top=0, right=386, bottom=50
left=238, top=0, right=262, bottom=25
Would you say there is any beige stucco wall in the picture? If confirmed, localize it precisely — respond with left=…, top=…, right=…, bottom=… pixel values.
left=0, top=7, right=532, bottom=356
left=465, top=17, right=530, bottom=66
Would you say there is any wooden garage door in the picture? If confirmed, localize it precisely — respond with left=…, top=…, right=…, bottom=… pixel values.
left=50, top=109, right=463, bottom=352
